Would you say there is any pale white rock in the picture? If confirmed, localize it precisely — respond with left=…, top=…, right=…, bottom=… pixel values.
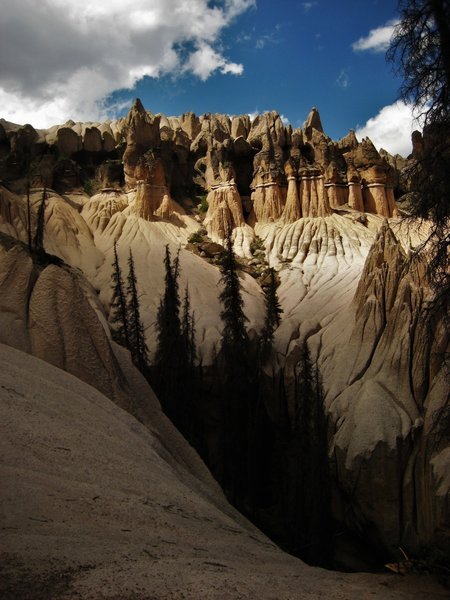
left=1, top=342, right=442, bottom=599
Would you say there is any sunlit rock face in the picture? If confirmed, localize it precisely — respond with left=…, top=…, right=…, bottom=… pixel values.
left=1, top=100, right=446, bottom=572
left=0, top=100, right=403, bottom=237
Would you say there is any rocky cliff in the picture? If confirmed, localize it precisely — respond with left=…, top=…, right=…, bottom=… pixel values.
left=0, top=100, right=402, bottom=247
left=0, top=100, right=448, bottom=586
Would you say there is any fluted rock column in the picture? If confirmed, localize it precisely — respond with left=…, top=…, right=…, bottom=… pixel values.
left=204, top=182, right=246, bottom=240
left=299, top=175, right=331, bottom=217
left=281, top=177, right=302, bottom=222
left=348, top=182, right=364, bottom=212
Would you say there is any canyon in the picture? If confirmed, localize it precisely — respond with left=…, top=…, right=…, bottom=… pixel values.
left=0, top=99, right=448, bottom=598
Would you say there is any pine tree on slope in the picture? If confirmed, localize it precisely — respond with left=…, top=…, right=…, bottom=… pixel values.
left=126, top=249, right=149, bottom=373
left=219, top=231, right=249, bottom=359
left=33, top=187, right=47, bottom=253
left=109, top=242, right=130, bottom=349
left=217, top=230, right=253, bottom=503
left=154, top=245, right=184, bottom=422
left=260, top=268, right=283, bottom=358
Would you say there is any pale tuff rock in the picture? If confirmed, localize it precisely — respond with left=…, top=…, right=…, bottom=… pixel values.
left=179, top=111, right=201, bottom=140
left=248, top=110, right=287, bottom=148
left=83, top=190, right=129, bottom=232
left=346, top=138, right=398, bottom=217
left=204, top=182, right=247, bottom=239
left=1, top=102, right=448, bottom=574
left=2, top=343, right=442, bottom=600
left=82, top=125, right=103, bottom=153
left=56, top=126, right=82, bottom=156
left=281, top=175, right=302, bottom=223
left=231, top=114, right=250, bottom=139
left=303, top=106, right=324, bottom=134
left=0, top=243, right=129, bottom=409
left=323, top=222, right=449, bottom=552
left=159, top=113, right=175, bottom=142
left=121, top=101, right=180, bottom=221
left=122, top=99, right=161, bottom=189
left=123, top=98, right=161, bottom=152
left=338, top=129, right=359, bottom=153
left=0, top=102, right=410, bottom=230
left=299, top=175, right=330, bottom=217
left=97, top=122, right=117, bottom=152
left=346, top=165, right=365, bottom=212
left=251, top=185, right=287, bottom=224
left=248, top=112, right=288, bottom=224
left=0, top=185, right=102, bottom=277
left=0, top=167, right=447, bottom=566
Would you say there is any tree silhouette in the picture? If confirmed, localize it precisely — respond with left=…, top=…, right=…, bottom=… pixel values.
left=219, top=231, right=249, bottom=358
left=387, top=0, right=450, bottom=317
left=260, top=268, right=283, bottom=358
left=217, top=230, right=253, bottom=502
left=181, top=286, right=196, bottom=369
left=126, top=249, right=149, bottom=373
left=26, top=179, right=32, bottom=252
left=289, top=339, right=332, bottom=566
left=109, top=242, right=130, bottom=349
left=153, top=248, right=199, bottom=440
left=33, top=187, right=47, bottom=253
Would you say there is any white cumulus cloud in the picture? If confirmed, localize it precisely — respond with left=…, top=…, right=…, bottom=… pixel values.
left=352, top=19, right=399, bottom=53
left=355, top=101, right=423, bottom=157
left=0, top=0, right=254, bottom=128
left=185, top=42, right=243, bottom=80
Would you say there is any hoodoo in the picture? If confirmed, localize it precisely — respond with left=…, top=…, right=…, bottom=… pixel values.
left=0, top=99, right=448, bottom=599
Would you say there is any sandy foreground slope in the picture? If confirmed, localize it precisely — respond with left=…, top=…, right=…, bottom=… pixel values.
left=0, top=343, right=446, bottom=600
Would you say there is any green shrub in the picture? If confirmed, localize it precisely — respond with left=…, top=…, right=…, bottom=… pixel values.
left=188, top=230, right=205, bottom=244
left=250, top=235, right=265, bottom=255
left=197, top=195, right=209, bottom=214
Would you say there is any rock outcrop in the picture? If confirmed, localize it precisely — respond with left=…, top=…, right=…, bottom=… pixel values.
left=0, top=101, right=409, bottom=232
left=2, top=103, right=443, bottom=575
left=324, top=222, right=449, bottom=555
left=2, top=342, right=444, bottom=600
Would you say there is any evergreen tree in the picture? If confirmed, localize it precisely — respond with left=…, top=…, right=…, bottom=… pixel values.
left=155, top=245, right=187, bottom=425
left=154, top=248, right=199, bottom=441
left=126, top=249, right=149, bottom=373
left=109, top=242, right=130, bottom=349
left=26, top=179, right=32, bottom=252
left=260, top=268, right=283, bottom=358
left=181, top=286, right=196, bottom=369
left=217, top=230, right=253, bottom=503
left=33, top=187, right=47, bottom=253
left=219, top=231, right=249, bottom=357
left=289, top=339, right=332, bottom=566
left=387, top=0, right=450, bottom=317
left=155, top=245, right=182, bottom=373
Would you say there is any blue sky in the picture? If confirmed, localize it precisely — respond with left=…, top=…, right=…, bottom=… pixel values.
left=0, top=0, right=416, bottom=155
left=132, top=1, right=401, bottom=138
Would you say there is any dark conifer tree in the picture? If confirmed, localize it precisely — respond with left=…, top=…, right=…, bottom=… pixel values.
left=154, top=245, right=189, bottom=427
left=217, top=230, right=253, bottom=503
left=33, top=187, right=47, bottom=253
left=109, top=242, right=130, bottom=349
left=155, top=245, right=182, bottom=376
left=260, top=268, right=283, bottom=358
left=181, top=286, right=196, bottom=369
left=180, top=286, right=198, bottom=440
left=26, top=179, right=32, bottom=252
left=126, top=249, right=149, bottom=373
left=289, top=339, right=332, bottom=566
left=219, top=231, right=249, bottom=357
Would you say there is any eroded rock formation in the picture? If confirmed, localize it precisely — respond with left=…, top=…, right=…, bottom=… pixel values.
left=0, top=101, right=408, bottom=238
